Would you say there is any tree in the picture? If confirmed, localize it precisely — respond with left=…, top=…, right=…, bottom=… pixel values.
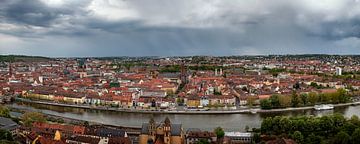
left=332, top=114, right=346, bottom=128
left=341, top=122, right=356, bottom=136
left=261, top=117, right=273, bottom=134
left=260, top=99, right=272, bottom=109
left=0, top=106, right=10, bottom=118
left=291, top=92, right=300, bottom=107
left=278, top=117, right=292, bottom=134
left=253, top=133, right=261, bottom=143
left=319, top=93, right=331, bottom=103
left=270, top=95, right=281, bottom=108
left=291, top=131, right=304, bottom=144
left=176, top=98, right=184, bottom=105
left=332, top=92, right=340, bottom=104
left=305, top=133, right=323, bottom=144
left=350, top=115, right=360, bottom=126
left=279, top=95, right=291, bottom=108
left=319, top=116, right=335, bottom=135
left=83, top=121, right=90, bottom=127
left=337, top=88, right=349, bottom=103
left=21, top=112, right=46, bottom=127
left=293, top=82, right=300, bottom=90
left=333, top=131, right=350, bottom=144
left=109, top=82, right=120, bottom=88
left=260, top=114, right=360, bottom=144
left=310, top=82, right=318, bottom=88
left=247, top=96, right=255, bottom=107
left=242, top=87, right=248, bottom=92
left=300, top=93, right=308, bottom=106
left=0, top=129, right=13, bottom=141
left=308, top=92, right=318, bottom=105
left=351, top=128, right=360, bottom=144
left=214, top=127, right=225, bottom=138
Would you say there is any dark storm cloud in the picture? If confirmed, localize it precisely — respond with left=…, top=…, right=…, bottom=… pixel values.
left=305, top=19, right=360, bottom=40
left=1, top=0, right=360, bottom=56
left=1, top=0, right=71, bottom=26
left=84, top=19, right=144, bottom=33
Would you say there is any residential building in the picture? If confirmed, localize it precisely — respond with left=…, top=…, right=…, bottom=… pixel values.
left=186, top=129, right=217, bottom=144
left=224, top=132, right=253, bottom=144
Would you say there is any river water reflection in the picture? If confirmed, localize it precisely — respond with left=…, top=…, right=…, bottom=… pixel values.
left=8, top=102, right=360, bottom=131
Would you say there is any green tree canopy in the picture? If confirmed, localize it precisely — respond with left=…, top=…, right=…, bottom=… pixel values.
left=300, top=93, right=308, bottom=106
left=214, top=127, right=225, bottom=138
left=260, top=114, right=357, bottom=144
left=291, top=92, right=300, bottom=107
left=253, top=133, right=261, bottom=143
left=291, top=131, right=304, bottom=144
left=308, top=92, right=318, bottom=105
left=333, top=131, right=350, bottom=144
left=270, top=95, right=281, bottom=108
left=21, top=112, right=46, bottom=127
left=351, top=128, right=360, bottom=144
left=260, top=99, right=272, bottom=109
left=0, top=106, right=10, bottom=118
left=305, top=133, right=323, bottom=144
left=0, top=129, right=13, bottom=141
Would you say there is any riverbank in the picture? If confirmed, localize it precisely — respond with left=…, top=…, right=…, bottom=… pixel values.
left=16, top=98, right=252, bottom=114
left=7, top=105, right=142, bottom=135
left=257, top=102, right=360, bottom=113
left=9, top=101, right=360, bottom=131
left=15, top=98, right=360, bottom=114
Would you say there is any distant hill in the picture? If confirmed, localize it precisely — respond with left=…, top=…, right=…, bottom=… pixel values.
left=0, top=55, right=51, bottom=62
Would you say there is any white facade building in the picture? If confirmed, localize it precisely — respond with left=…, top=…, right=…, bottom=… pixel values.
left=336, top=67, right=342, bottom=76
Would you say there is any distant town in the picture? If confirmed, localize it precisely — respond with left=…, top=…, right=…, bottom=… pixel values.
left=1, top=54, right=360, bottom=144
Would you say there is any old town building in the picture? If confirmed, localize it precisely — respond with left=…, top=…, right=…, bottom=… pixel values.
left=139, top=117, right=184, bottom=144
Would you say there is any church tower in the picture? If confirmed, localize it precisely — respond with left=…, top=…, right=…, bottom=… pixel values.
left=148, top=117, right=156, bottom=141
left=163, top=117, right=171, bottom=144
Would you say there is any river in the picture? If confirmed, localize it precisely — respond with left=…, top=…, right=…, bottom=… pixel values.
left=8, top=102, right=360, bottom=131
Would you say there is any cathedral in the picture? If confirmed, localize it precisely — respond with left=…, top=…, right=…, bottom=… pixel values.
left=139, top=117, right=184, bottom=144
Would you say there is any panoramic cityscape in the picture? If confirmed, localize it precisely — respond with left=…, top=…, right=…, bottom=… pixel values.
left=1, top=0, right=360, bottom=144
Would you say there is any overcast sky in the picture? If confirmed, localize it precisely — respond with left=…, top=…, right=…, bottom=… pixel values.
left=0, top=0, right=360, bottom=57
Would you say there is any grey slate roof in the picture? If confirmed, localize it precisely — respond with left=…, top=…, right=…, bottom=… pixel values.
left=0, top=117, right=18, bottom=131
left=96, top=127, right=126, bottom=137
left=170, top=124, right=182, bottom=136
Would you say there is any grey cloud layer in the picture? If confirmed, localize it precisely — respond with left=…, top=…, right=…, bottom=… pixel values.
left=0, top=0, right=360, bottom=56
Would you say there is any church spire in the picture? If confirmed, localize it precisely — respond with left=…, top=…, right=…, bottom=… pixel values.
left=164, top=117, right=171, bottom=126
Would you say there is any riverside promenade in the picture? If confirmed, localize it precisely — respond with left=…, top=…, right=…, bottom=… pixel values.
left=16, top=98, right=360, bottom=114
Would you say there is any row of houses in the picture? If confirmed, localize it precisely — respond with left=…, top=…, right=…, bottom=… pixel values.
left=185, top=95, right=236, bottom=108
left=18, top=122, right=131, bottom=144
left=22, top=88, right=173, bottom=108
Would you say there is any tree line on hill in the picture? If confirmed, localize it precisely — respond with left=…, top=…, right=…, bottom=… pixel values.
left=260, top=88, right=350, bottom=109
left=0, top=55, right=50, bottom=62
